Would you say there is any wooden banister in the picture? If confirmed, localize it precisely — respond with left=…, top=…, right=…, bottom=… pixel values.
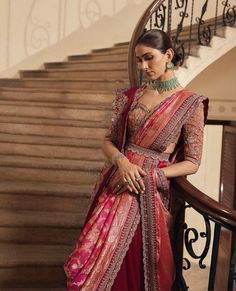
left=172, top=177, right=236, bottom=228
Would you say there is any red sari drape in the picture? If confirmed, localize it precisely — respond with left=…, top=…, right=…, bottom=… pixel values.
left=64, top=86, right=208, bottom=291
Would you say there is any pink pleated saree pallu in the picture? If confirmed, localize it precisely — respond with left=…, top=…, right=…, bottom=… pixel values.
left=64, top=86, right=208, bottom=291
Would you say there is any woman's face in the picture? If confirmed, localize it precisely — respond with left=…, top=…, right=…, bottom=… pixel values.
left=135, top=44, right=171, bottom=80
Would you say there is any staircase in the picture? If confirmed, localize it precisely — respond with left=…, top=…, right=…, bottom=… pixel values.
left=0, top=43, right=130, bottom=289
left=0, top=0, right=235, bottom=287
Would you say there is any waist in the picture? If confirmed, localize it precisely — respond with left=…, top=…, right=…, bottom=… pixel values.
left=125, top=143, right=170, bottom=162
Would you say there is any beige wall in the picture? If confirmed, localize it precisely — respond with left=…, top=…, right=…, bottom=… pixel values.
left=1, top=0, right=231, bottom=77
left=188, top=47, right=236, bottom=121
left=0, top=0, right=153, bottom=76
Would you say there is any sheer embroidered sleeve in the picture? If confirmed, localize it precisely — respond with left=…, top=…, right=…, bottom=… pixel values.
left=104, top=88, right=128, bottom=147
left=183, top=102, right=205, bottom=165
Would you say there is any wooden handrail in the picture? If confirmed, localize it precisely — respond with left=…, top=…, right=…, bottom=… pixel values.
left=172, top=177, right=236, bottom=229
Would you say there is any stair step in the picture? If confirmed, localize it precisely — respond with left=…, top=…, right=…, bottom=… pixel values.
left=0, top=265, right=66, bottom=288
left=0, top=154, right=103, bottom=171
left=92, top=45, right=129, bottom=54
left=0, top=101, right=111, bottom=122
left=0, top=141, right=105, bottom=160
left=0, top=121, right=107, bottom=139
left=68, top=51, right=128, bottom=61
left=0, top=78, right=129, bottom=91
left=20, top=68, right=128, bottom=79
left=0, top=133, right=102, bottom=148
left=0, top=243, right=70, bottom=266
left=0, top=155, right=103, bottom=184
left=0, top=209, right=85, bottom=228
left=0, top=192, right=90, bottom=213
left=0, top=244, right=69, bottom=287
left=0, top=181, right=93, bottom=198
left=44, top=59, right=128, bottom=70
left=0, top=116, right=109, bottom=131
left=0, top=98, right=111, bottom=110
left=0, top=226, right=81, bottom=245
left=0, top=87, right=114, bottom=104
left=114, top=41, right=130, bottom=47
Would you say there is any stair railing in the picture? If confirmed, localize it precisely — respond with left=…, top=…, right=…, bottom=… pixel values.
left=128, top=0, right=236, bottom=290
left=128, top=0, right=236, bottom=86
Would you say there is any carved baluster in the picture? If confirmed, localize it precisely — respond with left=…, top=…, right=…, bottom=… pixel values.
left=188, top=0, right=194, bottom=55
left=172, top=0, right=189, bottom=65
left=167, top=0, right=173, bottom=35
left=208, top=223, right=221, bottom=290
left=214, top=0, right=219, bottom=35
left=222, top=0, right=236, bottom=27
left=154, top=3, right=167, bottom=31
left=196, top=0, right=212, bottom=46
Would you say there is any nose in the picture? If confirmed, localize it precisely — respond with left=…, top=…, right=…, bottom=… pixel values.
left=138, top=60, right=148, bottom=71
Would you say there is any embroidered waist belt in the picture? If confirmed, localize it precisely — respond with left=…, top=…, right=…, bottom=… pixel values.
left=125, top=143, right=170, bottom=162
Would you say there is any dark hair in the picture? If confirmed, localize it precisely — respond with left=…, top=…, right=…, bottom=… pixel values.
left=136, top=29, right=181, bottom=66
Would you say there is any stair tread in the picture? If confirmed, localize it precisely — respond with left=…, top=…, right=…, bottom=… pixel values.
left=0, top=77, right=127, bottom=82
left=0, top=116, right=109, bottom=128
left=0, top=243, right=71, bottom=266
left=0, top=78, right=128, bottom=91
left=0, top=209, right=86, bottom=228
left=0, top=99, right=111, bottom=110
left=45, top=59, right=127, bottom=65
left=114, top=41, right=130, bottom=47
left=91, top=44, right=129, bottom=53
left=0, top=121, right=107, bottom=140
left=21, top=68, right=127, bottom=73
left=68, top=51, right=127, bottom=59
left=0, top=154, right=104, bottom=170
left=0, top=88, right=114, bottom=105
left=0, top=180, right=92, bottom=197
left=0, top=133, right=102, bottom=148
left=0, top=86, right=114, bottom=94
left=0, top=133, right=102, bottom=147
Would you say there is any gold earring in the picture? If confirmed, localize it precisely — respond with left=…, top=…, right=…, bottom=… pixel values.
left=166, top=60, right=174, bottom=70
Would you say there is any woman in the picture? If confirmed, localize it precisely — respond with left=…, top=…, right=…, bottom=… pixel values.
left=64, top=29, right=208, bottom=291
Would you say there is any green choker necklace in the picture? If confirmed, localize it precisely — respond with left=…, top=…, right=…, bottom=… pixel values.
left=149, top=76, right=180, bottom=93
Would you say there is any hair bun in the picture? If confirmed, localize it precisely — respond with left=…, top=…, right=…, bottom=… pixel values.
left=172, top=49, right=182, bottom=66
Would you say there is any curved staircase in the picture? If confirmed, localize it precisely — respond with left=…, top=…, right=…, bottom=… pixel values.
left=0, top=0, right=236, bottom=288
left=0, top=43, right=130, bottom=289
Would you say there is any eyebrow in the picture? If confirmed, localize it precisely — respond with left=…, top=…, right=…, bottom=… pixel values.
left=135, top=52, right=153, bottom=59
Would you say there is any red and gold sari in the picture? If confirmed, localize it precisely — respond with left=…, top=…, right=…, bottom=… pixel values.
left=64, top=86, right=208, bottom=291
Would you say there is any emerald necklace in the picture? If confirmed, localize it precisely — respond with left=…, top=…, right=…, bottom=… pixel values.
left=149, top=76, right=180, bottom=93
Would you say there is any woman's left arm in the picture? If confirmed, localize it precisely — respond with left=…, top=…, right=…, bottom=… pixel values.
left=161, top=102, right=205, bottom=178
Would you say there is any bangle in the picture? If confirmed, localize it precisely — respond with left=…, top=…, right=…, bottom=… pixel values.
left=111, top=152, right=125, bottom=165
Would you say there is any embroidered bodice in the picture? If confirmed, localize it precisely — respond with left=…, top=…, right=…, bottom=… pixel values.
left=105, top=87, right=206, bottom=166
left=126, top=101, right=204, bottom=165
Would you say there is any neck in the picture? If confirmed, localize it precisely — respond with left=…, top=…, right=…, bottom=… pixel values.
left=149, top=75, right=181, bottom=94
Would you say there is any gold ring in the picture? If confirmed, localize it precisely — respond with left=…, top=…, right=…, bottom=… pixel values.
left=124, top=178, right=131, bottom=184
left=135, top=177, right=142, bottom=181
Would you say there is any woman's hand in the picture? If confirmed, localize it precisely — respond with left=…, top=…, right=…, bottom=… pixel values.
left=113, top=156, right=147, bottom=195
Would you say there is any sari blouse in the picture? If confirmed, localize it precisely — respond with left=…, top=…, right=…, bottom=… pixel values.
left=105, top=86, right=205, bottom=166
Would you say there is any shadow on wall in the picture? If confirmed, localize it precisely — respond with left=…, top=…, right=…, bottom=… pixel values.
left=0, top=0, right=152, bottom=77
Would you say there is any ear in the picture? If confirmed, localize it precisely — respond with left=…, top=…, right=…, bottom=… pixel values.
left=165, top=48, right=174, bottom=61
